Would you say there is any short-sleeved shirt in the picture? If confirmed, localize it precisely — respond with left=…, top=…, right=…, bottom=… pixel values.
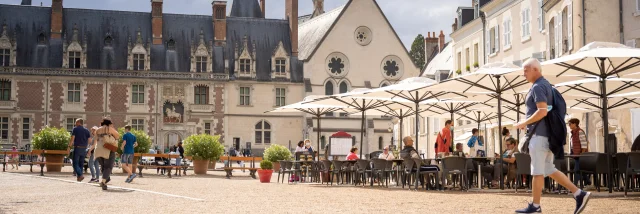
left=71, top=126, right=91, bottom=147
left=525, top=77, right=553, bottom=137
left=122, top=132, right=137, bottom=154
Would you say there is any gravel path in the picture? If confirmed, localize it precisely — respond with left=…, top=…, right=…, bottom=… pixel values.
left=1, top=167, right=639, bottom=213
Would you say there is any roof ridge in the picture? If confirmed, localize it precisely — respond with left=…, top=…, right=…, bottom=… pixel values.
left=298, top=4, right=346, bottom=28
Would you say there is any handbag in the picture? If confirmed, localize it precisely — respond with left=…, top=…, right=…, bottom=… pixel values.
left=100, top=127, right=118, bottom=152
left=520, top=121, right=541, bottom=154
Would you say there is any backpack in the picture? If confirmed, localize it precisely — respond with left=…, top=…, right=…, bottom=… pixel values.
left=544, top=87, right=567, bottom=159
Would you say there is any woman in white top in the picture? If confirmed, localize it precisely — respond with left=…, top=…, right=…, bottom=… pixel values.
left=294, top=141, right=306, bottom=153
left=378, top=146, right=395, bottom=160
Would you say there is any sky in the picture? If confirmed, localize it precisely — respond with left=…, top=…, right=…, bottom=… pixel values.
left=1, top=0, right=470, bottom=50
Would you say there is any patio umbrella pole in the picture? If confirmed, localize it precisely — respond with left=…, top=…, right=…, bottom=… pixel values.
left=316, top=113, right=321, bottom=161
left=496, top=75, right=504, bottom=190
left=599, top=58, right=613, bottom=193
left=415, top=96, right=420, bottom=153
left=399, top=110, right=403, bottom=151
left=516, top=94, right=521, bottom=143
left=477, top=111, right=481, bottom=155
left=450, top=104, right=455, bottom=151
left=361, top=100, right=365, bottom=158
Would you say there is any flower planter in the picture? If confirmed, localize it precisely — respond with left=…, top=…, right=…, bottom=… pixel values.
left=272, top=161, right=281, bottom=172
left=258, top=169, right=273, bottom=183
left=44, top=154, right=64, bottom=172
left=193, top=159, right=209, bottom=175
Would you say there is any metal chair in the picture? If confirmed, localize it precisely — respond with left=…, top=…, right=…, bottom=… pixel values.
left=371, top=159, right=389, bottom=187
left=579, top=152, right=610, bottom=192
left=330, top=160, right=345, bottom=185
left=354, top=159, right=371, bottom=186
left=615, top=153, right=628, bottom=192
left=320, top=160, right=332, bottom=185
left=401, top=158, right=416, bottom=190
left=414, top=157, right=440, bottom=191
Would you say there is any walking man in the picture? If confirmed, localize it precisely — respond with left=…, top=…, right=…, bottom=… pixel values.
left=68, top=118, right=91, bottom=182
left=435, top=120, right=453, bottom=156
left=514, top=59, right=590, bottom=213
left=121, top=125, right=138, bottom=183
left=175, top=141, right=185, bottom=176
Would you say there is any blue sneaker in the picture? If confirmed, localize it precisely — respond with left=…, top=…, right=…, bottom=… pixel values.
left=515, top=203, right=541, bottom=213
left=128, top=173, right=138, bottom=183
left=574, top=191, right=591, bottom=214
left=125, top=175, right=132, bottom=183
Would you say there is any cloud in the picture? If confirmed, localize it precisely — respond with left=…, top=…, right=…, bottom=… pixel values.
left=8, top=0, right=470, bottom=49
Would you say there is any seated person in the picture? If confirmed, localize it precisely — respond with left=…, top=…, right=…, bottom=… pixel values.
left=378, top=146, right=395, bottom=160
left=346, top=147, right=359, bottom=160
left=400, top=136, right=440, bottom=180
left=480, top=138, right=518, bottom=187
left=452, top=143, right=465, bottom=157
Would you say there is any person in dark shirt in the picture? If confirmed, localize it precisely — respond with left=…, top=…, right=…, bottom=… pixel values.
left=175, top=142, right=185, bottom=176
left=68, top=118, right=91, bottom=182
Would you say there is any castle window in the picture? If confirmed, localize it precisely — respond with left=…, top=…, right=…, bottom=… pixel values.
left=194, top=85, right=209, bottom=105
left=196, top=56, right=207, bottom=73
left=240, top=59, right=251, bottom=74
left=0, top=80, right=10, bottom=101
left=133, top=54, right=145, bottom=71
left=275, top=58, right=286, bottom=75
left=68, top=51, right=81, bottom=68
left=0, top=49, right=8, bottom=66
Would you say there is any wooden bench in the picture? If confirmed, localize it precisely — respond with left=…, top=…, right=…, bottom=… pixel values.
left=222, top=156, right=263, bottom=179
left=1, top=150, right=70, bottom=176
left=2, top=151, right=41, bottom=173
left=134, top=153, right=183, bottom=178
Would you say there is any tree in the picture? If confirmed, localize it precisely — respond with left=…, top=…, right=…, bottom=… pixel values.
left=409, top=34, right=425, bottom=71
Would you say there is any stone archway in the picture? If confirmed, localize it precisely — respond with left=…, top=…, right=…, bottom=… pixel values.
left=162, top=131, right=183, bottom=153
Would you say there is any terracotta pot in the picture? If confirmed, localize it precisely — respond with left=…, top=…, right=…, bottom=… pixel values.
left=193, top=159, right=209, bottom=175
left=44, top=154, right=64, bottom=172
left=258, top=169, right=273, bottom=183
left=271, top=161, right=281, bottom=172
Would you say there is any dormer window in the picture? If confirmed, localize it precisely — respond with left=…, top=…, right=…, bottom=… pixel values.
left=235, top=35, right=256, bottom=78
left=127, top=27, right=150, bottom=71
left=167, top=39, right=176, bottom=50
left=37, top=33, right=46, bottom=45
left=191, top=30, right=212, bottom=73
left=0, top=23, right=17, bottom=67
left=63, top=24, right=87, bottom=69
left=105, top=36, right=113, bottom=46
left=270, top=41, right=290, bottom=79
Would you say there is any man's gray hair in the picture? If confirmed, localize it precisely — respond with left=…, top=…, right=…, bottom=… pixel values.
left=402, top=136, right=412, bottom=145
left=523, top=58, right=541, bottom=72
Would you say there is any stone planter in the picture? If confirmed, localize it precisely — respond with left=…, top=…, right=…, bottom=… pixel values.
left=258, top=169, right=273, bottom=183
left=44, top=154, right=64, bottom=172
left=193, top=159, right=209, bottom=175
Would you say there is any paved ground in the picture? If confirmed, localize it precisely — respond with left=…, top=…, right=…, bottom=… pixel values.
left=1, top=166, right=639, bottom=214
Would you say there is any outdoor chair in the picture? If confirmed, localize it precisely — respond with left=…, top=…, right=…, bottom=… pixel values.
left=371, top=159, right=389, bottom=187
left=624, top=152, right=640, bottom=196
left=330, top=160, right=346, bottom=185
left=320, top=160, right=332, bottom=185
left=385, top=160, right=396, bottom=186
left=414, top=157, right=440, bottom=191
left=400, top=158, right=416, bottom=190
left=354, top=159, right=371, bottom=186
left=579, top=152, right=610, bottom=192
left=515, top=153, right=532, bottom=193
left=616, top=153, right=628, bottom=192
left=441, top=156, right=468, bottom=191
left=466, top=159, right=478, bottom=188
left=277, top=160, right=288, bottom=183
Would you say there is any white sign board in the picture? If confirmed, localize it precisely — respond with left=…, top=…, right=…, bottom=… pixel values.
left=329, top=138, right=352, bottom=156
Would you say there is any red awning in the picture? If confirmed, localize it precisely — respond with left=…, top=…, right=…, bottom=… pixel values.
left=331, top=131, right=352, bottom=138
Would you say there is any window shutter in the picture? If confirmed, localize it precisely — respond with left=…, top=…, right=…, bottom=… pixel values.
left=521, top=10, right=525, bottom=37
left=626, top=39, right=637, bottom=48
left=503, top=21, right=508, bottom=47
left=567, top=3, right=573, bottom=51
left=554, top=15, right=559, bottom=58
left=486, top=28, right=491, bottom=55
left=558, top=13, right=563, bottom=55
left=495, top=25, right=500, bottom=52
left=538, top=0, right=544, bottom=31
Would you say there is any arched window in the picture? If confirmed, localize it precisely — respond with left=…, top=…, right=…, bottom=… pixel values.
left=324, top=81, right=334, bottom=116
left=320, top=136, right=326, bottom=149
left=255, top=120, right=271, bottom=144
left=381, top=83, right=389, bottom=87
left=378, top=136, right=383, bottom=150
left=339, top=81, right=349, bottom=116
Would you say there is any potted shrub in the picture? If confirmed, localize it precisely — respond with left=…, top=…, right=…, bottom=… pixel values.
left=263, top=144, right=292, bottom=171
left=258, top=160, right=273, bottom=183
left=32, top=126, right=70, bottom=172
left=117, top=127, right=152, bottom=173
left=183, top=134, right=224, bottom=175
left=465, top=65, right=471, bottom=71
left=456, top=69, right=462, bottom=75
left=473, top=62, right=479, bottom=68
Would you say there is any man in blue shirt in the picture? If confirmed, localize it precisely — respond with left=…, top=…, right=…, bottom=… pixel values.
left=514, top=59, right=590, bottom=214
left=121, top=125, right=138, bottom=183
left=466, top=128, right=483, bottom=157
left=68, top=118, right=91, bottom=182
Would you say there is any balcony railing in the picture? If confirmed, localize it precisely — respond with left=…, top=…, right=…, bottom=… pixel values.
left=0, top=100, right=16, bottom=109
left=0, top=67, right=229, bottom=81
left=190, top=104, right=214, bottom=112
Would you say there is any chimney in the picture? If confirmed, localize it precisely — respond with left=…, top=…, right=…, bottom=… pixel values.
left=50, top=0, right=63, bottom=39
left=151, top=0, right=163, bottom=45
left=439, top=30, right=445, bottom=52
left=424, top=32, right=439, bottom=65
left=260, top=0, right=266, bottom=18
left=21, top=0, right=32, bottom=5
left=312, top=0, right=324, bottom=17
left=452, top=18, right=458, bottom=32
left=212, top=1, right=227, bottom=46
left=286, top=0, right=298, bottom=56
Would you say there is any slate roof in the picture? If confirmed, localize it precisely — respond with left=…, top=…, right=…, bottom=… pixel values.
left=297, top=4, right=346, bottom=60
left=421, top=42, right=452, bottom=77
left=230, top=0, right=262, bottom=18
left=0, top=1, right=303, bottom=82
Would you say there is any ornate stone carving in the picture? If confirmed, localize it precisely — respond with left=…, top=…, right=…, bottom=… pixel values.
left=127, top=27, right=151, bottom=71
left=234, top=35, right=256, bottom=78
left=0, top=23, right=17, bottom=67
left=62, top=24, right=88, bottom=68
left=190, top=29, right=213, bottom=73
left=0, top=67, right=229, bottom=80
left=270, top=41, right=290, bottom=80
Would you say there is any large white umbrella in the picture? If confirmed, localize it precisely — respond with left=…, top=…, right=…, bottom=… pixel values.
left=555, top=77, right=640, bottom=98
left=266, top=95, right=355, bottom=153
left=506, top=41, right=640, bottom=193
